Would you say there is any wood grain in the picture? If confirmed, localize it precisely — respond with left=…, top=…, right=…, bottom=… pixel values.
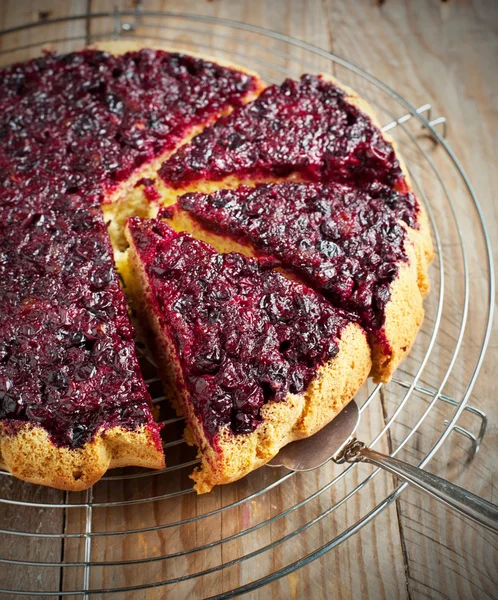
left=0, top=1, right=496, bottom=599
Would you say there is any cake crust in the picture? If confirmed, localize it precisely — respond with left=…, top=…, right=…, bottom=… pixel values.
left=0, top=423, right=164, bottom=492
left=92, top=40, right=263, bottom=82
left=369, top=230, right=424, bottom=381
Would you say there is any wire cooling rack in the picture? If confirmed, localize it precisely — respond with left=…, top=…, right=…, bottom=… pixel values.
left=0, top=9, right=494, bottom=599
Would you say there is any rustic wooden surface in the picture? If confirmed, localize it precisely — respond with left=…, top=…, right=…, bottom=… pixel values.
left=0, top=1, right=496, bottom=599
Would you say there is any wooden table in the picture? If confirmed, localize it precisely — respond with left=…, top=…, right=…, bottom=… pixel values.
left=0, top=1, right=496, bottom=599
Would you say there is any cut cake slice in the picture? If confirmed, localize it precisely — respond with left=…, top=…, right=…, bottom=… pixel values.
left=156, top=73, right=433, bottom=299
left=125, top=218, right=371, bottom=493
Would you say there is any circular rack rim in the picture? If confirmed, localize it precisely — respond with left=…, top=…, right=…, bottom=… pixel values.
left=0, top=11, right=494, bottom=598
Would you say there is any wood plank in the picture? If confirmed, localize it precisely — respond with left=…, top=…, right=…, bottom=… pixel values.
left=0, top=477, right=65, bottom=598
left=0, top=0, right=88, bottom=67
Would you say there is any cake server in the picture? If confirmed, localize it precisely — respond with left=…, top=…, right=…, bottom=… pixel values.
left=267, top=400, right=498, bottom=533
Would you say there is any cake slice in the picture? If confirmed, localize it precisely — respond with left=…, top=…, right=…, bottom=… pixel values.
left=0, top=46, right=263, bottom=490
left=159, top=74, right=406, bottom=190
left=125, top=219, right=371, bottom=493
left=164, top=182, right=424, bottom=382
left=0, top=197, right=165, bottom=490
left=157, top=74, right=433, bottom=297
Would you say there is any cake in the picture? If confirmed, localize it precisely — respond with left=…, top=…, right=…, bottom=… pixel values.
left=163, top=181, right=424, bottom=381
left=1, top=44, right=431, bottom=492
left=0, top=44, right=263, bottom=490
left=125, top=219, right=371, bottom=493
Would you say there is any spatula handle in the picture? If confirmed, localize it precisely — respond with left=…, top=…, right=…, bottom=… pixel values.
left=358, top=446, right=498, bottom=533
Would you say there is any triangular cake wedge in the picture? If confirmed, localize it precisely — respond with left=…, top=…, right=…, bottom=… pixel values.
left=156, top=74, right=433, bottom=299
left=0, top=46, right=263, bottom=490
left=125, top=219, right=371, bottom=493
left=164, top=182, right=424, bottom=382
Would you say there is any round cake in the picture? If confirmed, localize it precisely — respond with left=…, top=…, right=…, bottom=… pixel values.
left=0, top=43, right=432, bottom=492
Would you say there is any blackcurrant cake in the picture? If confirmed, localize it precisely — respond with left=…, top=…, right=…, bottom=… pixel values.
left=0, top=43, right=432, bottom=492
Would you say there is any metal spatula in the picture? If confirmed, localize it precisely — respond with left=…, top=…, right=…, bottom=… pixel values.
left=267, top=401, right=498, bottom=533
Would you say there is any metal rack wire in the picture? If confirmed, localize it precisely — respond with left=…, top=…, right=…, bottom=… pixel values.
left=0, top=10, right=494, bottom=599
